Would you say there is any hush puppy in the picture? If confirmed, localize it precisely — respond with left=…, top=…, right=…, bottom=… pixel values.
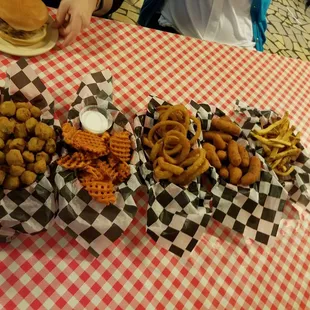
left=45, top=139, right=56, bottom=154
left=23, top=151, right=35, bottom=163
left=0, top=117, right=15, bottom=134
left=34, top=159, right=47, bottom=174
left=6, top=150, right=24, bottom=166
left=16, top=108, right=31, bottom=122
left=16, top=102, right=32, bottom=109
left=10, top=165, right=25, bottom=177
left=26, top=163, right=35, bottom=172
left=36, top=152, right=50, bottom=163
left=27, top=137, right=45, bottom=152
left=9, top=138, right=26, bottom=152
left=35, top=123, right=53, bottom=141
left=14, top=123, right=27, bottom=139
left=0, top=139, right=4, bottom=150
left=0, top=131, right=8, bottom=141
left=30, top=106, right=41, bottom=119
left=3, top=175, right=20, bottom=190
left=20, top=171, right=37, bottom=186
left=0, top=170, right=6, bottom=185
left=0, top=101, right=16, bottom=117
left=0, top=151, right=5, bottom=164
left=4, top=140, right=12, bottom=154
left=25, top=117, right=38, bottom=133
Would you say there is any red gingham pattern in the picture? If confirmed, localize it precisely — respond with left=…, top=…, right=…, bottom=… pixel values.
left=1, top=10, right=310, bottom=309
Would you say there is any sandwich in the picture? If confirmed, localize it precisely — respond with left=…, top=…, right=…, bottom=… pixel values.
left=0, top=0, right=49, bottom=46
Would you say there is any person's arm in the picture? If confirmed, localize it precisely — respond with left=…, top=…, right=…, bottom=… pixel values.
left=93, top=0, right=125, bottom=17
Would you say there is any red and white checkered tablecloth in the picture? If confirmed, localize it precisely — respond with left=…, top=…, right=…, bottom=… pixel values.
left=1, top=11, right=310, bottom=309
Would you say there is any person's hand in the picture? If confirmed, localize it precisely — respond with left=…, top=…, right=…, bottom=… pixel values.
left=54, top=0, right=98, bottom=47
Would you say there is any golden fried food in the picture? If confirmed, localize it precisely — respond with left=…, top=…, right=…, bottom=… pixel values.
left=9, top=165, right=25, bottom=177
left=57, top=153, right=92, bottom=170
left=117, top=162, right=130, bottom=183
left=9, top=138, right=26, bottom=152
left=211, top=118, right=241, bottom=136
left=6, top=150, right=23, bottom=166
left=36, top=152, right=50, bottom=163
left=227, top=141, right=242, bottom=167
left=30, top=106, right=41, bottom=119
left=20, top=171, right=37, bottom=186
left=35, top=122, right=54, bottom=141
left=0, top=101, right=16, bottom=117
left=250, top=112, right=301, bottom=177
left=110, top=131, right=131, bottom=163
left=3, top=140, right=12, bottom=154
left=26, top=163, right=35, bottom=172
left=44, top=139, right=56, bottom=154
left=25, top=117, right=38, bottom=133
left=3, top=175, right=20, bottom=190
left=14, top=123, right=27, bottom=139
left=23, top=151, right=35, bottom=163
left=34, top=160, right=47, bottom=174
left=16, top=102, right=32, bottom=109
left=240, top=156, right=261, bottom=186
left=0, top=152, right=5, bottom=165
left=0, top=117, right=15, bottom=134
left=0, top=131, right=8, bottom=141
left=83, top=180, right=116, bottom=205
left=97, top=160, right=118, bottom=182
left=0, top=139, right=4, bottom=150
left=108, top=153, right=119, bottom=167
left=16, top=108, right=31, bottom=122
left=27, top=137, right=45, bottom=152
left=73, top=131, right=109, bottom=155
left=0, top=170, right=6, bottom=185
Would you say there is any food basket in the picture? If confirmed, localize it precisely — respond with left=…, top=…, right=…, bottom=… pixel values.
left=55, top=70, right=143, bottom=257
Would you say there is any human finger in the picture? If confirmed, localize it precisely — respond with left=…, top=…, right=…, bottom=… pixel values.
left=55, top=2, right=70, bottom=28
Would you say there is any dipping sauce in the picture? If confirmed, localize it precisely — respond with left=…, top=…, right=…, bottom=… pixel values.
left=81, top=110, right=109, bottom=134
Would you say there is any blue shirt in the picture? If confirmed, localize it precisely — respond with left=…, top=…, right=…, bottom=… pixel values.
left=138, top=0, right=271, bottom=51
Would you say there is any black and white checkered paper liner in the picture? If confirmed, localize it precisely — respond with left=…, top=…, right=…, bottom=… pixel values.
left=235, top=100, right=310, bottom=214
left=55, top=70, right=142, bottom=257
left=134, top=97, right=214, bottom=257
left=0, top=59, right=60, bottom=242
left=204, top=104, right=288, bottom=245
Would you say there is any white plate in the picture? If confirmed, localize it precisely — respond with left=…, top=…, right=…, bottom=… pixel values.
left=0, top=16, right=59, bottom=57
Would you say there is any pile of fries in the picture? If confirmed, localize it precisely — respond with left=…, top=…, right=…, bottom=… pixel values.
left=250, top=112, right=301, bottom=176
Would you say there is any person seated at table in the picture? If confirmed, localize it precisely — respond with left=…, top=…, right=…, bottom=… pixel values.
left=43, top=0, right=124, bottom=46
left=138, top=0, right=271, bottom=51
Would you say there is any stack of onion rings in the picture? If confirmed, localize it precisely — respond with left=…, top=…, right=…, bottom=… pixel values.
left=143, top=104, right=209, bottom=186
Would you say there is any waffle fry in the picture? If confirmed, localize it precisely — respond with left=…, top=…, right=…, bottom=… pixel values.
left=97, top=160, right=118, bottom=182
left=108, top=153, right=120, bottom=167
left=84, top=180, right=116, bottom=205
left=62, top=123, right=77, bottom=145
left=83, top=166, right=104, bottom=181
left=58, top=154, right=92, bottom=170
left=117, top=162, right=131, bottom=183
left=110, top=131, right=131, bottom=163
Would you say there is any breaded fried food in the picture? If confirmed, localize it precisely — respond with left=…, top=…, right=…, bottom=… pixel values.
left=9, top=138, right=26, bottom=152
left=0, top=170, right=6, bottom=185
left=3, top=175, right=20, bottom=190
left=30, top=106, right=41, bottom=119
left=44, top=139, right=56, bottom=154
left=34, top=159, right=47, bottom=174
left=110, top=131, right=131, bottom=163
left=27, top=137, right=45, bottom=152
left=9, top=165, right=25, bottom=177
left=16, top=102, right=32, bottom=109
left=25, top=117, right=38, bottom=133
left=0, top=139, right=4, bottom=150
left=14, top=123, right=27, bottom=139
left=16, top=108, right=31, bottom=122
left=26, top=163, right=35, bottom=172
left=35, top=122, right=53, bottom=141
left=0, top=117, right=15, bottom=134
left=4, top=139, right=12, bottom=154
left=0, top=101, right=16, bottom=117
left=23, top=151, right=35, bottom=163
left=6, top=150, right=24, bottom=166
left=0, top=151, right=5, bottom=164
left=20, top=171, right=37, bottom=186
left=36, top=152, right=50, bottom=163
left=0, top=131, right=8, bottom=141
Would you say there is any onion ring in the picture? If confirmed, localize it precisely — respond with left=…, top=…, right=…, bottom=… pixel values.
left=189, top=116, right=202, bottom=145
left=165, top=136, right=179, bottom=146
left=148, top=121, right=186, bottom=146
left=150, top=140, right=163, bottom=162
left=165, top=144, right=183, bottom=156
left=158, top=157, right=184, bottom=175
left=161, top=105, right=190, bottom=132
left=179, top=149, right=201, bottom=167
left=143, top=135, right=153, bottom=148
left=163, top=131, right=190, bottom=164
left=154, top=166, right=173, bottom=180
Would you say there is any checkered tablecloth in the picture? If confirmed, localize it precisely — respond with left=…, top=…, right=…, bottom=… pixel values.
left=1, top=10, right=310, bottom=310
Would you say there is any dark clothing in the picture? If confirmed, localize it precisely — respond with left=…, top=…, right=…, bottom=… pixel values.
left=43, top=0, right=124, bottom=17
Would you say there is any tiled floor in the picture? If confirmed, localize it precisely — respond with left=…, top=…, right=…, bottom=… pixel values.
left=111, top=0, right=310, bottom=61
